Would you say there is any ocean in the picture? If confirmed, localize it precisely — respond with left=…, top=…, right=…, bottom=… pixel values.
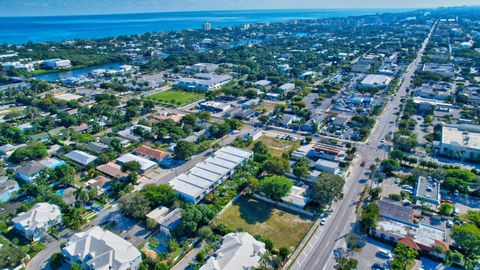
left=0, top=9, right=411, bottom=44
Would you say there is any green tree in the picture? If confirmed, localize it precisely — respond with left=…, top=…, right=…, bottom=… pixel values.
left=360, top=203, right=380, bottom=232
left=173, top=140, right=196, bottom=160
left=261, top=156, right=290, bottom=175
left=49, top=252, right=64, bottom=270
left=70, top=263, right=82, bottom=270
left=9, top=142, right=48, bottom=163
left=334, top=257, right=358, bottom=270
left=121, top=161, right=141, bottom=173
left=439, top=203, right=455, bottom=216
left=391, top=244, right=418, bottom=270
left=141, top=184, right=176, bottom=207
left=381, top=158, right=400, bottom=175
left=462, top=210, right=480, bottom=228
left=258, top=175, right=293, bottom=201
left=119, top=192, right=151, bottom=220
left=311, top=173, right=345, bottom=209
left=279, top=247, right=290, bottom=259
left=451, top=224, right=480, bottom=255
left=168, top=238, right=179, bottom=252
left=369, top=187, right=382, bottom=200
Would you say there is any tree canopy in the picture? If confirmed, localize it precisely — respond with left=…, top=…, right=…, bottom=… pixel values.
left=311, top=172, right=345, bottom=209
left=258, top=175, right=293, bottom=201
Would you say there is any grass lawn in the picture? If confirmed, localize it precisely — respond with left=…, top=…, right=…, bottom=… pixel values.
left=215, top=196, right=313, bottom=249
left=145, top=89, right=205, bottom=107
left=254, top=101, right=280, bottom=114
left=247, top=135, right=300, bottom=157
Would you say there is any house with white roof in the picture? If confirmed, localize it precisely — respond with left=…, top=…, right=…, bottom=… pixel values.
left=116, top=153, right=158, bottom=173
left=12, top=202, right=62, bottom=241
left=146, top=207, right=182, bottom=237
left=200, top=232, right=266, bottom=270
left=62, top=226, right=142, bottom=270
left=170, top=146, right=253, bottom=203
left=65, top=150, right=97, bottom=166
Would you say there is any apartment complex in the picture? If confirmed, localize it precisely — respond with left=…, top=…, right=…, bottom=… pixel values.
left=170, top=146, right=253, bottom=203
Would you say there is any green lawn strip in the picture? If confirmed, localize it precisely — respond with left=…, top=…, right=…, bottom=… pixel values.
left=145, top=89, right=205, bottom=106
left=215, top=196, right=313, bottom=249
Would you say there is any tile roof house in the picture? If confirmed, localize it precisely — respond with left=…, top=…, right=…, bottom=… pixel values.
left=96, top=162, right=128, bottom=179
left=65, top=150, right=97, bottom=166
left=62, top=226, right=142, bottom=270
left=133, top=145, right=170, bottom=161
left=12, top=202, right=62, bottom=241
left=200, top=232, right=266, bottom=270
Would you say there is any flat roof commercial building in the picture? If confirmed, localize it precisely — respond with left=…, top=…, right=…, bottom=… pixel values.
left=436, top=124, right=480, bottom=163
left=315, top=159, right=340, bottom=174
left=176, top=73, right=232, bottom=92
left=372, top=200, right=450, bottom=255
left=415, top=176, right=441, bottom=208
left=170, top=146, right=253, bottom=203
left=360, top=74, right=392, bottom=89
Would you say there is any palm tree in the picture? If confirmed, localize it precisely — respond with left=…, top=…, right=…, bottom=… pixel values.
left=74, top=188, right=89, bottom=205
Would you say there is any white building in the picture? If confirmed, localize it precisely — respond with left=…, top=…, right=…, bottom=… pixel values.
left=176, top=73, right=232, bottom=92
left=360, top=74, right=392, bottom=89
left=200, top=232, right=266, bottom=270
left=170, top=146, right=253, bottom=203
left=62, top=226, right=142, bottom=270
left=422, top=63, right=455, bottom=78
left=435, top=124, right=480, bottom=162
left=12, top=203, right=62, bottom=241
left=65, top=150, right=97, bottom=166
left=315, top=159, right=340, bottom=174
left=44, top=59, right=72, bottom=69
left=146, top=207, right=182, bottom=237
left=116, top=153, right=158, bottom=173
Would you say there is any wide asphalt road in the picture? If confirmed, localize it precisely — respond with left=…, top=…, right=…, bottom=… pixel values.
left=292, top=21, right=437, bottom=270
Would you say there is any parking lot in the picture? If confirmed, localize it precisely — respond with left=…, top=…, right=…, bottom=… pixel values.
left=351, top=238, right=393, bottom=270
left=380, top=177, right=405, bottom=198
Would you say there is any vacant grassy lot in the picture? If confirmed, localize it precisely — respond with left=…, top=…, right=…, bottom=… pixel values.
left=247, top=135, right=300, bottom=157
left=215, top=196, right=313, bottom=248
left=145, top=89, right=204, bottom=107
left=254, top=101, right=279, bottom=114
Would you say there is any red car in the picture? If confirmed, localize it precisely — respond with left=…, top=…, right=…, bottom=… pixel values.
left=441, top=199, right=453, bottom=204
left=360, top=161, right=366, bottom=167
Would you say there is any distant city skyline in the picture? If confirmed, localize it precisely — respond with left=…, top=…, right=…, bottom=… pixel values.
left=0, top=0, right=479, bottom=17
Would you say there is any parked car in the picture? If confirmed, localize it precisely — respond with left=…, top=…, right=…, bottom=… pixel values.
left=372, top=263, right=387, bottom=270
left=320, top=218, right=327, bottom=226
left=377, top=248, right=393, bottom=259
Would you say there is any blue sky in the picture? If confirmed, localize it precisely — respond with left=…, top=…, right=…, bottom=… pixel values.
left=0, top=0, right=479, bottom=16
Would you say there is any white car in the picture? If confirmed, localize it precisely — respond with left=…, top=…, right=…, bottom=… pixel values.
left=320, top=218, right=327, bottom=226
left=377, top=248, right=393, bottom=259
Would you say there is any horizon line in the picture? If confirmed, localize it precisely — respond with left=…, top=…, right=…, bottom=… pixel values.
left=0, top=6, right=465, bottom=19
